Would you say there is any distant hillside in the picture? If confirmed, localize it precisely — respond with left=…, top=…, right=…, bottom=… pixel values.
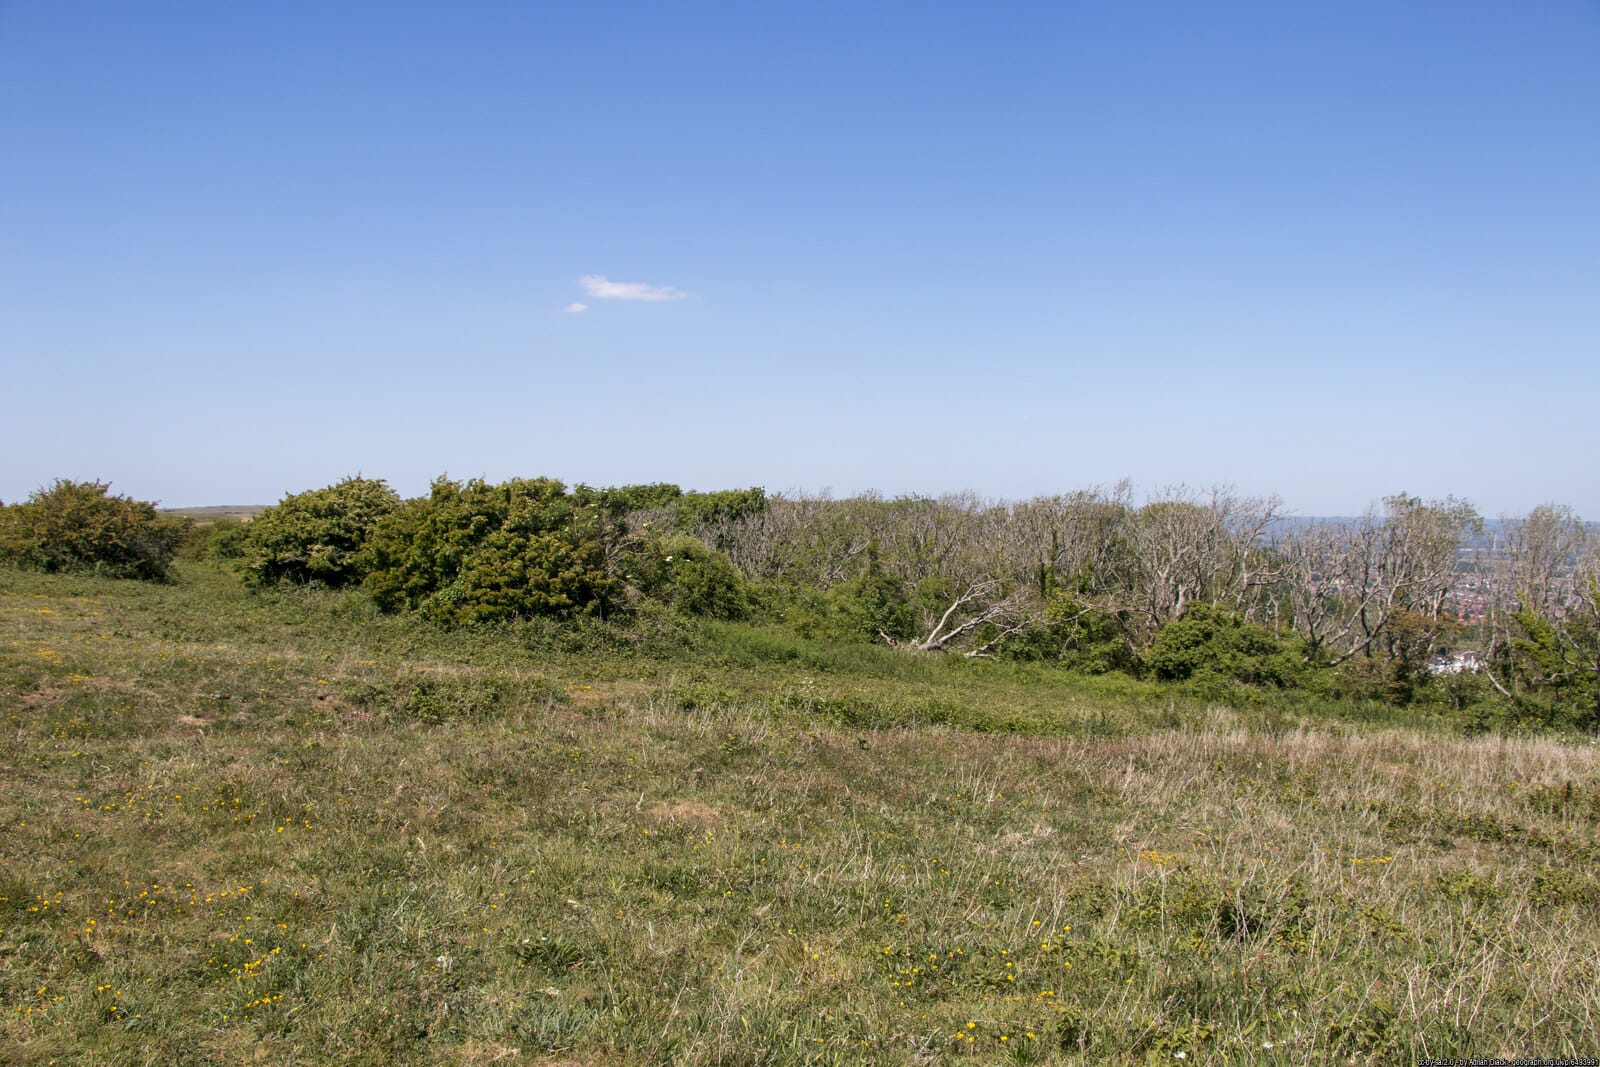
left=160, top=504, right=268, bottom=523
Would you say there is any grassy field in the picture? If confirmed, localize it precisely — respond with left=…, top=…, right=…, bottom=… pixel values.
left=2, top=564, right=1598, bottom=1065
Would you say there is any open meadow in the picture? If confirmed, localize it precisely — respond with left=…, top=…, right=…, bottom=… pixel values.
left=9, top=1, right=1600, bottom=1061
left=3, top=563, right=1599, bottom=1064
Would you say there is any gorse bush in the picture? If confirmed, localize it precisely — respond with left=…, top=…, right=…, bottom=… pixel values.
left=233, top=475, right=764, bottom=628
left=177, top=517, right=250, bottom=563
left=630, top=534, right=749, bottom=619
left=677, top=486, right=768, bottom=526
left=0, top=479, right=186, bottom=580
left=241, top=477, right=400, bottom=587
left=1005, top=592, right=1140, bottom=674
left=362, top=476, right=617, bottom=626
left=1143, top=603, right=1306, bottom=689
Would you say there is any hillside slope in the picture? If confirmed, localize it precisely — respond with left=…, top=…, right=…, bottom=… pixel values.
left=2, top=565, right=1597, bottom=1063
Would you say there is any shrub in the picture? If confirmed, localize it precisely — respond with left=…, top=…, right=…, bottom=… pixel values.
left=630, top=534, right=749, bottom=619
left=0, top=479, right=187, bottom=580
left=778, top=585, right=870, bottom=643
left=1144, top=603, right=1306, bottom=689
left=1005, top=592, right=1139, bottom=674
left=772, top=551, right=918, bottom=645
left=177, top=517, right=250, bottom=563
left=362, top=476, right=617, bottom=626
left=1502, top=600, right=1600, bottom=730
left=673, top=487, right=768, bottom=534
left=241, top=477, right=400, bottom=587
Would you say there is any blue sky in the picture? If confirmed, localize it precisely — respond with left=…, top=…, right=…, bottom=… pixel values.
left=2, top=1, right=1597, bottom=516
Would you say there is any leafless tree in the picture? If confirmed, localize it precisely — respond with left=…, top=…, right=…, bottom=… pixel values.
left=872, top=492, right=999, bottom=587
left=707, top=492, right=882, bottom=585
left=687, top=481, right=1512, bottom=675
left=1003, top=483, right=1136, bottom=601
left=1485, top=504, right=1587, bottom=622
left=1275, top=516, right=1382, bottom=665
left=879, top=577, right=1033, bottom=657
left=1120, top=486, right=1281, bottom=638
left=1478, top=505, right=1592, bottom=701
left=1274, top=494, right=1481, bottom=665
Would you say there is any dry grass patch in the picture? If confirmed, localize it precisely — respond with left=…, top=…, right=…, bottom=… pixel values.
left=567, top=679, right=650, bottom=709
left=646, top=799, right=722, bottom=825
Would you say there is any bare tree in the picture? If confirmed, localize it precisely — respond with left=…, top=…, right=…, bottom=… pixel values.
left=708, top=492, right=881, bottom=585
left=873, top=492, right=997, bottom=587
left=1485, top=504, right=1587, bottom=624
left=1274, top=494, right=1481, bottom=666
left=1275, top=515, right=1385, bottom=665
left=1479, top=506, right=1593, bottom=706
left=1004, top=483, right=1135, bottom=601
left=689, top=481, right=1503, bottom=678
left=879, top=577, right=1032, bottom=657
left=1121, top=486, right=1281, bottom=640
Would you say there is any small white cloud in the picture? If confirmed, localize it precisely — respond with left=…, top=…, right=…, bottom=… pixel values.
left=579, top=274, right=690, bottom=302
left=564, top=302, right=589, bottom=314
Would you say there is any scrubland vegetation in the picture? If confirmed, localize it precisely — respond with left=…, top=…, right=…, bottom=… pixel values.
left=3, top=477, right=1599, bottom=1063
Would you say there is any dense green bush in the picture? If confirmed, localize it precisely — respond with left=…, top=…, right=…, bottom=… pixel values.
left=575, top=484, right=767, bottom=552
left=630, top=534, right=750, bottom=618
left=1500, top=601, right=1600, bottom=730
left=774, top=549, right=919, bottom=645
left=241, top=477, right=400, bottom=587
left=363, top=476, right=616, bottom=626
left=0, top=479, right=187, bottom=580
left=779, top=585, right=873, bottom=643
left=1143, top=603, right=1306, bottom=689
left=673, top=487, right=768, bottom=530
left=1005, top=592, right=1140, bottom=674
left=177, top=517, right=250, bottom=563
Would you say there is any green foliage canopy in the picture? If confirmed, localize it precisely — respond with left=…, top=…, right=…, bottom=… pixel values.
left=1004, top=592, right=1138, bottom=674
left=1504, top=585, right=1600, bottom=729
left=1143, top=603, right=1306, bottom=689
left=674, top=487, right=768, bottom=530
left=178, top=517, right=250, bottom=563
left=362, top=476, right=616, bottom=626
left=0, top=479, right=186, bottom=581
left=630, top=533, right=750, bottom=619
left=241, top=477, right=400, bottom=588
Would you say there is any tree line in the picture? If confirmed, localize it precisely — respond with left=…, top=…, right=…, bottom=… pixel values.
left=4, top=476, right=1596, bottom=728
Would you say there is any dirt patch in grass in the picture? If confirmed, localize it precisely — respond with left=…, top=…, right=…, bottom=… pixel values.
left=19, top=687, right=65, bottom=708
left=648, top=799, right=722, bottom=825
left=313, top=692, right=370, bottom=722
left=568, top=679, right=650, bottom=709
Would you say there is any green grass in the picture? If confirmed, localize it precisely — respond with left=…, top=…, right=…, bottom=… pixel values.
left=3, top=564, right=1598, bottom=1064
